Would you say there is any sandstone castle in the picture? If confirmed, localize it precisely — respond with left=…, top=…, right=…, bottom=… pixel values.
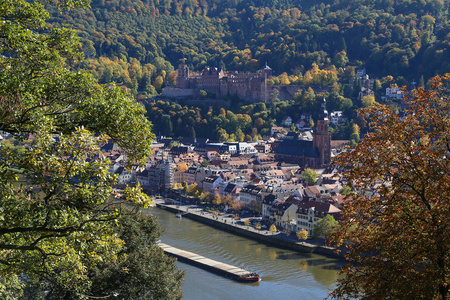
left=162, top=62, right=273, bottom=103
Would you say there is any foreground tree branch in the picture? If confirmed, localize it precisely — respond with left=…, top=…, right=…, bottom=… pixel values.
left=330, top=74, right=450, bottom=300
left=0, top=0, right=163, bottom=297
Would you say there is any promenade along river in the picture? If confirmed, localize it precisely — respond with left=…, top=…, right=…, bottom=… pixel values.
left=148, top=206, right=343, bottom=300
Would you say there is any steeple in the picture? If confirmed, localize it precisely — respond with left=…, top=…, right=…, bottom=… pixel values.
left=314, top=97, right=331, bottom=167
left=319, top=97, right=328, bottom=121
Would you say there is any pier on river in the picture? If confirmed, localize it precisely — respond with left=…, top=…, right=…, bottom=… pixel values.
left=158, top=242, right=259, bottom=282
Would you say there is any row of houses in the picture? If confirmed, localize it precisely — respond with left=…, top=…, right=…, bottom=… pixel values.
left=105, top=136, right=347, bottom=235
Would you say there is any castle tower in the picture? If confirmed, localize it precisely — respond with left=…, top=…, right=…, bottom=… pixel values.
left=313, top=97, right=331, bottom=167
left=261, top=62, right=273, bottom=78
left=176, top=62, right=189, bottom=88
left=260, top=63, right=272, bottom=103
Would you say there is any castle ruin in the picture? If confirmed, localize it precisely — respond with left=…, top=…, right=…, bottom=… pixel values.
left=163, top=63, right=273, bottom=103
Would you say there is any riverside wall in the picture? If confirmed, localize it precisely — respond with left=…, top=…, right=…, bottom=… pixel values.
left=156, top=202, right=345, bottom=259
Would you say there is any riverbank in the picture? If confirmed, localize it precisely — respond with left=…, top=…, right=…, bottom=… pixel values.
left=154, top=198, right=346, bottom=259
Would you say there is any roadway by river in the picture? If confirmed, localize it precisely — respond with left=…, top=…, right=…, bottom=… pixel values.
left=148, top=205, right=344, bottom=300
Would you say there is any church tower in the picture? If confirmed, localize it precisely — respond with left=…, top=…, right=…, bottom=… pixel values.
left=313, top=97, right=331, bottom=167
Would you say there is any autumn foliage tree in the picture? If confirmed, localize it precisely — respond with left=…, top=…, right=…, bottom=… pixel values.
left=330, top=74, right=450, bottom=300
left=269, top=224, right=278, bottom=233
left=296, top=228, right=308, bottom=240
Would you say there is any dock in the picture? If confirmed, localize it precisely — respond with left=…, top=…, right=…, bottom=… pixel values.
left=158, top=242, right=260, bottom=282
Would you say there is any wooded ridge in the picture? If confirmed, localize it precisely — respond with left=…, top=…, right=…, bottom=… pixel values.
left=47, top=0, right=449, bottom=97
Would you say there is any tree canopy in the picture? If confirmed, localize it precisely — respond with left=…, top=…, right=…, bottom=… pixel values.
left=296, top=228, right=309, bottom=240
left=301, top=168, right=318, bottom=185
left=312, top=214, right=338, bottom=239
left=330, top=74, right=450, bottom=299
left=0, top=0, right=159, bottom=297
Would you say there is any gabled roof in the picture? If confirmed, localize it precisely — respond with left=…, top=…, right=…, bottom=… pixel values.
left=273, top=202, right=297, bottom=215
left=304, top=185, right=320, bottom=197
left=178, top=137, right=208, bottom=146
left=137, top=169, right=149, bottom=177
left=220, top=171, right=236, bottom=182
left=202, top=175, right=220, bottom=183
left=224, top=183, right=238, bottom=193
left=275, top=139, right=319, bottom=158
left=263, top=194, right=277, bottom=205
left=296, top=200, right=341, bottom=214
left=186, top=166, right=198, bottom=174
left=285, top=195, right=303, bottom=206
left=241, top=184, right=262, bottom=194
left=170, top=146, right=190, bottom=153
left=264, top=170, right=285, bottom=177
left=331, top=195, right=347, bottom=206
left=115, top=166, right=124, bottom=175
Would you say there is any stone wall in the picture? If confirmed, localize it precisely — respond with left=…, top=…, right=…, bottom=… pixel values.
left=162, top=86, right=195, bottom=98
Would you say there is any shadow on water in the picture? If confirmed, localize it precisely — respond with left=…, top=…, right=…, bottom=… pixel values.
left=305, top=258, right=329, bottom=266
left=322, top=264, right=343, bottom=271
left=276, top=251, right=312, bottom=260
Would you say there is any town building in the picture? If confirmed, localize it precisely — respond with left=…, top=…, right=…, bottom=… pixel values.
left=385, top=86, right=405, bottom=99
left=220, top=182, right=242, bottom=201
left=201, top=175, right=224, bottom=194
left=136, top=169, right=150, bottom=187
left=148, top=159, right=175, bottom=191
left=296, top=201, right=341, bottom=235
left=239, top=184, right=263, bottom=209
left=329, top=111, right=347, bottom=126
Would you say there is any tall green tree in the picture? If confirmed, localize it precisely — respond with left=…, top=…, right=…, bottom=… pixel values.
left=312, top=214, right=338, bottom=239
left=301, top=168, right=318, bottom=185
left=331, top=74, right=450, bottom=300
left=0, top=0, right=158, bottom=297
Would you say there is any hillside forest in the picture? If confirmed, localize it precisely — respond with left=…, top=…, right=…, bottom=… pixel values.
left=47, top=0, right=450, bottom=140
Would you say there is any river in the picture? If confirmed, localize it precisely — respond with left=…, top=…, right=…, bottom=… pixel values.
left=148, top=206, right=343, bottom=300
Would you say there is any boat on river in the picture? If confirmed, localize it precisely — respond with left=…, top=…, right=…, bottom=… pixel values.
left=158, top=242, right=261, bottom=283
left=236, top=272, right=261, bottom=282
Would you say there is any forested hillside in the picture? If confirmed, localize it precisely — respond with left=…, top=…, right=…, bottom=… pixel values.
left=46, top=0, right=449, bottom=140
left=48, top=0, right=449, bottom=96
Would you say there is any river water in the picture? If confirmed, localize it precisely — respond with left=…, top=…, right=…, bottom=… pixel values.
left=149, top=206, right=343, bottom=300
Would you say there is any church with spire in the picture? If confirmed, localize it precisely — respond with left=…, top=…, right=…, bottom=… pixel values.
left=274, top=98, right=331, bottom=168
